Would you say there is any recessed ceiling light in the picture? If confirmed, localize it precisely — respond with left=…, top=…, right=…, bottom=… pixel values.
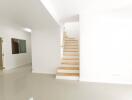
left=29, top=97, right=34, bottom=100
left=24, top=28, right=32, bottom=33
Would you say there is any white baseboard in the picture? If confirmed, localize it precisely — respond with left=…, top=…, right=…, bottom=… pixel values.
left=79, top=79, right=132, bottom=85
left=32, top=70, right=55, bottom=75
left=4, top=63, right=32, bottom=71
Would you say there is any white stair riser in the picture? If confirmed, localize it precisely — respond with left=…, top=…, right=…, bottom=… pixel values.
left=61, top=60, right=80, bottom=63
left=56, top=76, right=79, bottom=80
left=64, top=45, right=79, bottom=46
left=57, top=70, right=79, bottom=73
left=63, top=57, right=79, bottom=59
left=64, top=50, right=79, bottom=51
left=63, top=56, right=79, bottom=58
left=64, top=40, right=78, bottom=41
left=61, top=65, right=79, bottom=67
left=64, top=48, right=79, bottom=50
left=64, top=44, right=79, bottom=45
left=64, top=45, right=79, bottom=47
left=63, top=55, right=79, bottom=57
left=64, top=52, right=79, bottom=54
left=62, top=60, right=79, bottom=62
left=64, top=41, right=78, bottom=43
left=64, top=46, right=79, bottom=47
left=56, top=36, right=80, bottom=81
left=64, top=39, right=78, bottom=40
left=65, top=43, right=79, bottom=45
left=64, top=47, right=79, bottom=49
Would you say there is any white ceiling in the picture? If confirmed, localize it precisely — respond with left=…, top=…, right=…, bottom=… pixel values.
left=0, top=0, right=132, bottom=30
left=42, top=0, right=132, bottom=24
left=49, top=0, right=80, bottom=23
left=0, top=0, right=59, bottom=31
left=41, top=0, right=80, bottom=24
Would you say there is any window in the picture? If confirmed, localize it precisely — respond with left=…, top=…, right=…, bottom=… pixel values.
left=11, top=38, right=26, bottom=54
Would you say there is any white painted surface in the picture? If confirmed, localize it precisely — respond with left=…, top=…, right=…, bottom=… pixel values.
left=63, top=56, right=79, bottom=58
left=0, top=0, right=59, bottom=31
left=64, top=22, right=80, bottom=39
left=40, top=0, right=59, bottom=24
left=42, top=0, right=80, bottom=23
left=62, top=60, right=79, bottom=63
left=60, top=26, right=64, bottom=58
left=1, top=0, right=131, bottom=27
left=56, top=76, right=79, bottom=80
left=32, top=28, right=61, bottom=74
left=80, top=8, right=132, bottom=84
left=1, top=66, right=132, bottom=100
left=40, top=0, right=132, bottom=23
left=0, top=18, right=31, bottom=70
left=0, top=0, right=61, bottom=74
left=64, top=52, right=79, bottom=54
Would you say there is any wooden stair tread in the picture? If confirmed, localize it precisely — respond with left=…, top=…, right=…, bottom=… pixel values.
left=64, top=48, right=79, bottom=49
left=64, top=48, right=79, bottom=51
left=64, top=47, right=79, bottom=48
left=56, top=35, right=80, bottom=80
left=59, top=67, right=79, bottom=70
left=64, top=49, right=79, bottom=50
left=64, top=47, right=79, bottom=49
left=63, top=54, right=79, bottom=56
left=64, top=45, right=79, bottom=46
left=64, top=37, right=77, bottom=39
left=64, top=48, right=79, bottom=50
left=64, top=43, right=79, bottom=46
left=64, top=46, right=79, bottom=48
left=64, top=42, right=78, bottom=44
left=64, top=40, right=78, bottom=41
left=64, top=50, right=79, bottom=53
left=57, top=73, right=80, bottom=77
left=64, top=44, right=78, bottom=46
left=64, top=51, right=79, bottom=52
left=64, top=41, right=78, bottom=42
left=62, top=62, right=79, bottom=65
left=63, top=58, right=79, bottom=60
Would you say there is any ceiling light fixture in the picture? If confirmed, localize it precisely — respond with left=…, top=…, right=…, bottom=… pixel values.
left=24, top=28, right=32, bottom=33
left=29, top=97, right=34, bottom=100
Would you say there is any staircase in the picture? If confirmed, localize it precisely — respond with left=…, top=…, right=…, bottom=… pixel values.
left=56, top=34, right=80, bottom=80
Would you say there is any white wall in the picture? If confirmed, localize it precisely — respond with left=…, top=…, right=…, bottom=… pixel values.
left=32, top=27, right=60, bottom=74
left=80, top=9, right=132, bottom=84
left=0, top=18, right=32, bottom=70
left=60, top=26, right=64, bottom=58
left=64, top=22, right=80, bottom=39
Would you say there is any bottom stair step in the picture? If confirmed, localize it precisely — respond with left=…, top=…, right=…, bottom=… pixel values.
left=56, top=75, right=79, bottom=80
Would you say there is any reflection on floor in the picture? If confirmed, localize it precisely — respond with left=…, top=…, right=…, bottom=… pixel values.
left=0, top=64, right=132, bottom=100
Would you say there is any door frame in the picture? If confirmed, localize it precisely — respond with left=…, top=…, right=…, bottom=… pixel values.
left=0, top=37, right=4, bottom=70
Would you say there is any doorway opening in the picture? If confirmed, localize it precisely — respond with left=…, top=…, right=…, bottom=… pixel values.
left=0, top=38, right=4, bottom=70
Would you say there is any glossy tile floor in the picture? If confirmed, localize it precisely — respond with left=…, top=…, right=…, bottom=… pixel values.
left=0, top=65, right=132, bottom=100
